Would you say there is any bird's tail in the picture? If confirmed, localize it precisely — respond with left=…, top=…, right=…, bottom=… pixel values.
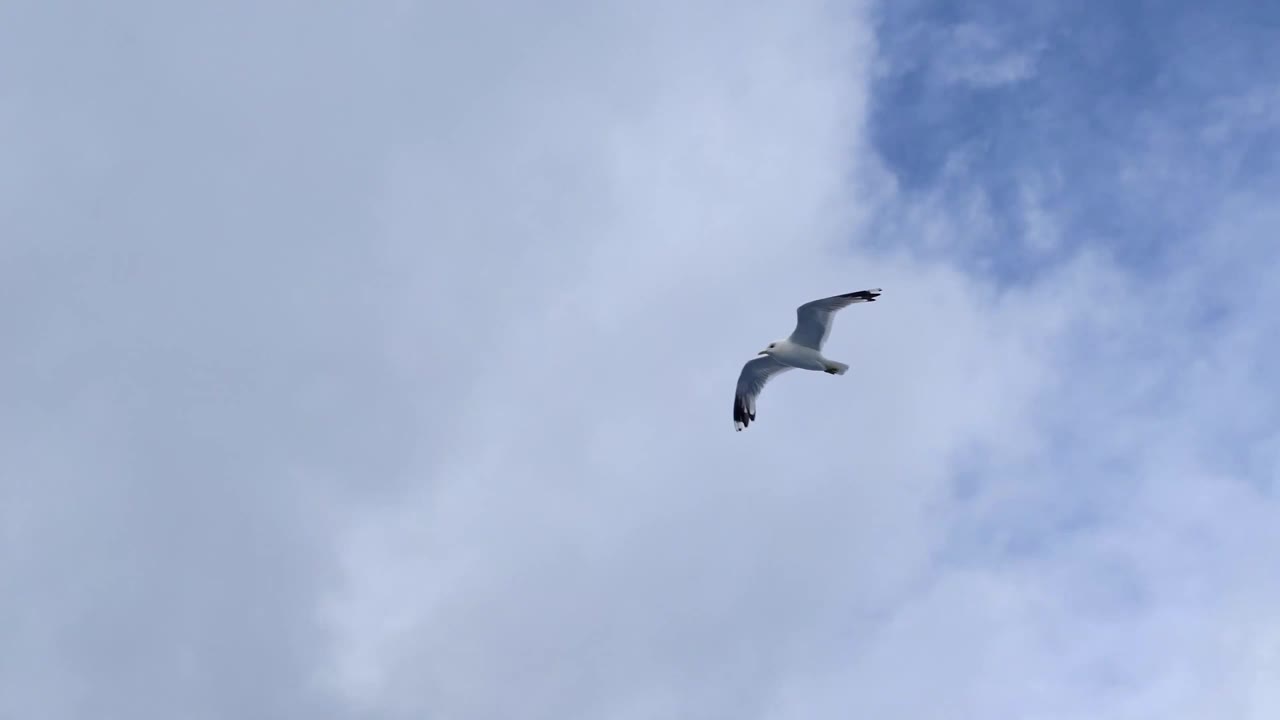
left=825, top=361, right=849, bottom=375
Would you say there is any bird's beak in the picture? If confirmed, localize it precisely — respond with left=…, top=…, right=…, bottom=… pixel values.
left=758, top=350, right=768, bottom=355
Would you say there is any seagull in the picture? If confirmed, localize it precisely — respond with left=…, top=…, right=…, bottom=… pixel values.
left=733, top=288, right=882, bottom=431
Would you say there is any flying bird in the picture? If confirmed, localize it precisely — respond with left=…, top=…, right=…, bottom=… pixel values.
left=733, top=288, right=882, bottom=431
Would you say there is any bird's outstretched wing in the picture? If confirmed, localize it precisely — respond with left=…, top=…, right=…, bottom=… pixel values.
left=733, top=356, right=792, bottom=431
left=787, top=288, right=881, bottom=350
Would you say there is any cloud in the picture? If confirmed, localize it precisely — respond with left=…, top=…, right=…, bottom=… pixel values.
left=4, top=1, right=1280, bottom=719
left=933, top=22, right=1040, bottom=88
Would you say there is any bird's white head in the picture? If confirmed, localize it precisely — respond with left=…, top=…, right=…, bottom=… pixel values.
left=759, top=341, right=780, bottom=356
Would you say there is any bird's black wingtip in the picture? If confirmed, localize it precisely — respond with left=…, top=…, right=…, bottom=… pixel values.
left=844, top=288, right=882, bottom=302
left=733, top=395, right=755, bottom=430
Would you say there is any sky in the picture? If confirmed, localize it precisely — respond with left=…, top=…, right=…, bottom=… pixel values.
left=3, top=1, right=1279, bottom=718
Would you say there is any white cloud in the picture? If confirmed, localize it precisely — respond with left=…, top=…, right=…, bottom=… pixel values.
left=934, top=22, right=1041, bottom=88
left=321, top=3, right=1280, bottom=713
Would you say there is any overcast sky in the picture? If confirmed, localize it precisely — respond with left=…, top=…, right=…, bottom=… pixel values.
left=4, top=1, right=1280, bottom=718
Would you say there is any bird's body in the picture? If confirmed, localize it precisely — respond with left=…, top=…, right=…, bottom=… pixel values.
left=733, top=288, right=880, bottom=431
left=757, top=339, right=844, bottom=373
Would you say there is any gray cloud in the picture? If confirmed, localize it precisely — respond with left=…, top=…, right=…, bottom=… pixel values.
left=2, top=2, right=422, bottom=718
